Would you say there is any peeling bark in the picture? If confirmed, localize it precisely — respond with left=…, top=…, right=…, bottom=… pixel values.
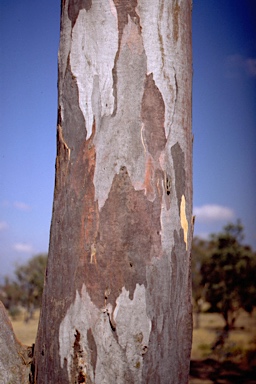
left=34, top=0, right=193, bottom=383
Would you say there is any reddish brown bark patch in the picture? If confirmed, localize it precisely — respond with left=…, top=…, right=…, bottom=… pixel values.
left=83, top=167, right=162, bottom=309
left=141, top=73, right=166, bottom=160
left=68, top=0, right=92, bottom=27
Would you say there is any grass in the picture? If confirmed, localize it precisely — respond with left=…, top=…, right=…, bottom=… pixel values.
left=11, top=309, right=40, bottom=346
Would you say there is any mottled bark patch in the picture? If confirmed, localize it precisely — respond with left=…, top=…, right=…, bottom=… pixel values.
left=141, top=73, right=166, bottom=160
left=142, top=230, right=191, bottom=383
left=68, top=0, right=92, bottom=27
left=113, top=0, right=139, bottom=43
left=83, top=167, right=162, bottom=309
left=35, top=124, right=97, bottom=383
left=171, top=142, right=185, bottom=213
left=112, top=0, right=141, bottom=115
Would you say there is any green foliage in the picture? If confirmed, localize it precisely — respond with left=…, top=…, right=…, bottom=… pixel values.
left=0, top=254, right=47, bottom=320
left=200, top=221, right=256, bottom=330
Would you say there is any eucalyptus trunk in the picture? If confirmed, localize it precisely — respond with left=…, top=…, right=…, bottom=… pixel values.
left=34, top=0, right=193, bottom=382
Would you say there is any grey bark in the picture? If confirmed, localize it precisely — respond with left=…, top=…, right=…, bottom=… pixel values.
left=0, top=301, right=33, bottom=383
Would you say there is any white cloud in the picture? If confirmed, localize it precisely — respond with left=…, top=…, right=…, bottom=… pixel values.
left=225, top=54, right=256, bottom=78
left=0, top=221, right=8, bottom=231
left=193, top=204, right=235, bottom=222
left=13, top=201, right=31, bottom=211
left=13, top=243, right=34, bottom=253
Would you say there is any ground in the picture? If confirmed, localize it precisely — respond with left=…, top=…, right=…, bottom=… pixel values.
left=190, top=310, right=256, bottom=383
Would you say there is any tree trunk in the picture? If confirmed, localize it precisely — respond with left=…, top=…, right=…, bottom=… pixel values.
left=34, top=0, right=193, bottom=382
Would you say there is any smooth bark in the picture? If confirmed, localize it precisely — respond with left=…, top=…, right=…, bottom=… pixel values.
left=34, top=1, right=193, bottom=383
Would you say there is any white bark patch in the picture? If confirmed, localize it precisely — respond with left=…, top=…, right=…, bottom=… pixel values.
left=136, top=0, right=178, bottom=138
left=180, top=195, right=188, bottom=250
left=70, top=2, right=118, bottom=139
left=59, top=284, right=151, bottom=384
left=160, top=199, right=176, bottom=253
left=93, top=18, right=147, bottom=210
left=113, top=285, right=152, bottom=377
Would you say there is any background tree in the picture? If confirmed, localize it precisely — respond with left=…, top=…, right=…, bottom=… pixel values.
left=201, top=221, right=256, bottom=330
left=15, top=254, right=47, bottom=321
left=0, top=254, right=47, bottom=321
left=0, top=276, right=21, bottom=318
left=34, top=1, right=193, bottom=383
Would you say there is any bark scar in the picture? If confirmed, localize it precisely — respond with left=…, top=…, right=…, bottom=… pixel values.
left=102, top=302, right=116, bottom=331
left=169, top=68, right=178, bottom=135
left=180, top=195, right=188, bottom=250
left=57, top=124, right=71, bottom=161
left=90, top=243, right=97, bottom=264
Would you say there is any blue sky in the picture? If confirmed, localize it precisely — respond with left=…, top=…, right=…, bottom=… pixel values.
left=0, top=0, right=255, bottom=278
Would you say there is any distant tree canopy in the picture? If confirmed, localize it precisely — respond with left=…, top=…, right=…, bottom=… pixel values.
left=199, top=221, right=256, bottom=330
left=191, top=236, right=212, bottom=308
left=191, top=236, right=213, bottom=328
left=0, top=253, right=47, bottom=320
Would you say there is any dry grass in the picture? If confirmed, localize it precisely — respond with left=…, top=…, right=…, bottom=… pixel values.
left=11, top=309, right=40, bottom=346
